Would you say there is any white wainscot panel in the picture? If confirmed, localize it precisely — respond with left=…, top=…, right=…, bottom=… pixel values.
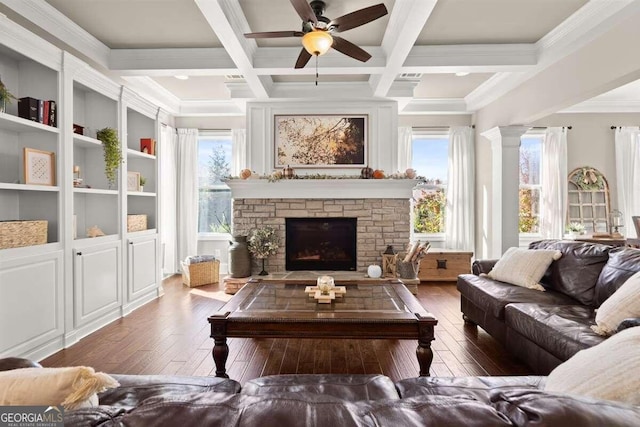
left=128, top=235, right=158, bottom=301
left=0, top=251, right=63, bottom=355
left=74, top=242, right=121, bottom=326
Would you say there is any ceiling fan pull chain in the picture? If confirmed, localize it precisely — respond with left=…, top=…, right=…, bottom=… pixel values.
left=315, top=55, right=319, bottom=86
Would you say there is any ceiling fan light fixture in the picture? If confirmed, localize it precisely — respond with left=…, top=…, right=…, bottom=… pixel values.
left=302, top=30, right=333, bottom=56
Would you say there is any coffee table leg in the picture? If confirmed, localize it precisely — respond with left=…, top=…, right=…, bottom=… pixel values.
left=213, top=337, right=229, bottom=378
left=417, top=339, right=434, bottom=376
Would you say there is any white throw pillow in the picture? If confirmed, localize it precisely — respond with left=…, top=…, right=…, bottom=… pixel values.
left=485, top=247, right=562, bottom=291
left=545, top=326, right=640, bottom=405
left=592, top=271, right=640, bottom=336
left=0, top=366, right=119, bottom=410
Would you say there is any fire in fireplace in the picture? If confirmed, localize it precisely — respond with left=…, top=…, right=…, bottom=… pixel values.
left=285, top=218, right=357, bottom=271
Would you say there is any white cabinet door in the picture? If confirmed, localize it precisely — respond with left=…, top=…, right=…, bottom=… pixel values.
left=127, top=235, right=158, bottom=302
left=73, top=241, right=121, bottom=327
left=0, top=251, right=64, bottom=357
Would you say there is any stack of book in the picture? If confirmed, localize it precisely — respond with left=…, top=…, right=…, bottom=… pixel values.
left=17, top=97, right=57, bottom=127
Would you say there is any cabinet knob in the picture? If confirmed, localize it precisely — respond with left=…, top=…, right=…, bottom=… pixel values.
left=129, top=241, right=134, bottom=245
left=76, top=252, right=82, bottom=256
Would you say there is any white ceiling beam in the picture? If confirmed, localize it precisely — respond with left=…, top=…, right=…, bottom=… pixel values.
left=371, top=0, right=438, bottom=98
left=403, top=44, right=537, bottom=71
left=110, top=48, right=237, bottom=75
left=0, top=0, right=110, bottom=68
left=195, top=0, right=270, bottom=98
left=178, top=100, right=245, bottom=117
left=400, top=99, right=470, bottom=115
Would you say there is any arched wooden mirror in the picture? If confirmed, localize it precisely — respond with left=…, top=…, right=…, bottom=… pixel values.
left=567, top=166, right=611, bottom=233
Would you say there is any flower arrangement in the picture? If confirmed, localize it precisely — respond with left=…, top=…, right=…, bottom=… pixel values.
left=247, top=226, right=279, bottom=259
left=228, top=168, right=424, bottom=183
left=566, top=222, right=585, bottom=233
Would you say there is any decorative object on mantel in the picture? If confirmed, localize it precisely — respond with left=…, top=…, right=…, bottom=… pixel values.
left=230, top=173, right=424, bottom=182
left=282, top=165, right=295, bottom=179
left=382, top=245, right=398, bottom=278
left=229, top=235, right=251, bottom=278
left=0, top=75, right=17, bottom=113
left=97, top=127, right=122, bottom=189
left=372, top=169, right=385, bottom=179
left=360, top=166, right=374, bottom=179
left=86, top=225, right=105, bottom=238
left=240, top=168, right=252, bottom=179
left=248, top=226, right=279, bottom=275
left=305, top=276, right=347, bottom=304
left=367, top=264, right=382, bottom=278
left=405, top=168, right=417, bottom=179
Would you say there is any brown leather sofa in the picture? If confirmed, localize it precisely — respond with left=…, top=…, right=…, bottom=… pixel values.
left=2, top=358, right=640, bottom=426
left=0, top=359, right=640, bottom=427
left=458, top=240, right=640, bottom=374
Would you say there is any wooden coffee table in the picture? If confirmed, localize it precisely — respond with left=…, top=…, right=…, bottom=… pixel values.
left=208, top=279, right=437, bottom=378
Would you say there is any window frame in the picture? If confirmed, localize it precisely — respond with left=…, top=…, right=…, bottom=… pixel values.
left=197, top=130, right=233, bottom=240
left=519, top=131, right=544, bottom=243
left=410, top=130, right=449, bottom=243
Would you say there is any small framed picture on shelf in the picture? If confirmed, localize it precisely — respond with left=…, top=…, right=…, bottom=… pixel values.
left=24, top=148, right=55, bottom=186
left=140, top=138, right=156, bottom=155
left=127, top=171, right=140, bottom=192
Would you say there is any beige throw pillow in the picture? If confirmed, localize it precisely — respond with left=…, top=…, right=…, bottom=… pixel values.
left=485, top=247, right=562, bottom=291
left=592, top=271, right=640, bottom=336
left=545, top=326, right=640, bottom=405
left=0, top=366, right=119, bottom=410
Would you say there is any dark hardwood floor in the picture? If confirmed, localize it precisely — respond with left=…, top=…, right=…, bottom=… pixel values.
left=42, top=276, right=530, bottom=385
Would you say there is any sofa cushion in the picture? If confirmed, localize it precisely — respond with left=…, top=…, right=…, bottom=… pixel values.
left=592, top=271, right=640, bottom=336
left=491, top=389, right=640, bottom=427
left=457, top=274, right=577, bottom=320
left=396, top=376, right=545, bottom=403
left=485, top=247, right=562, bottom=291
left=594, top=247, right=640, bottom=306
left=505, top=303, right=605, bottom=361
left=242, top=374, right=399, bottom=401
left=529, top=240, right=612, bottom=306
left=98, top=374, right=241, bottom=409
left=544, top=326, right=640, bottom=405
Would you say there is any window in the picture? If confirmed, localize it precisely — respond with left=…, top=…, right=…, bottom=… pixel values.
left=411, top=132, right=449, bottom=235
left=519, top=135, right=542, bottom=234
left=198, top=131, right=232, bottom=234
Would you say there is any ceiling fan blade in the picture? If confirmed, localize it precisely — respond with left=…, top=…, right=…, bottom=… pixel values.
left=295, top=48, right=312, bottom=69
left=244, top=31, right=303, bottom=39
left=290, top=0, right=317, bottom=24
left=329, top=4, right=388, bottom=33
left=332, top=36, right=372, bottom=62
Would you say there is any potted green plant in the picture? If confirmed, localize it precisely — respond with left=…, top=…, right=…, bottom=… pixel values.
left=96, top=127, right=122, bottom=188
left=0, top=75, right=17, bottom=113
left=139, top=175, right=146, bottom=192
left=566, top=222, right=585, bottom=239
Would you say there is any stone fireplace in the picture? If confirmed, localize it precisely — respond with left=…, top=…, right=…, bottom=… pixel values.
left=228, top=180, right=416, bottom=274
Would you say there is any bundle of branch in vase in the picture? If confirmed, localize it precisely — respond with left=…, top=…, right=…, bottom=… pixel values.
left=402, top=241, right=431, bottom=264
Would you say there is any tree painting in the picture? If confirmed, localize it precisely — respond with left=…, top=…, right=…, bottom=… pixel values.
left=275, top=115, right=366, bottom=167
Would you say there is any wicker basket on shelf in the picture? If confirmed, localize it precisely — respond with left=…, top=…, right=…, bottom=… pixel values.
left=181, top=259, right=220, bottom=288
left=0, top=220, right=48, bottom=249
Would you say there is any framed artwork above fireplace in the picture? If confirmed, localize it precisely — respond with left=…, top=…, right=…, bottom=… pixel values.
left=274, top=114, right=367, bottom=168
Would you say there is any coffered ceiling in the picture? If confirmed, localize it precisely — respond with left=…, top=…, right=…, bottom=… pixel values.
left=1, top=0, right=637, bottom=117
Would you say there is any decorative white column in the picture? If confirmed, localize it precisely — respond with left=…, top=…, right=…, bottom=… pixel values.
left=481, top=126, right=529, bottom=257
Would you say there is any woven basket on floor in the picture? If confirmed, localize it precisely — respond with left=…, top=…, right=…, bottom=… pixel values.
left=181, top=259, right=220, bottom=287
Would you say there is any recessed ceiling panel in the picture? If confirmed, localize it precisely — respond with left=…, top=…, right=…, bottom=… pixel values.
left=417, top=0, right=588, bottom=45
left=413, top=73, right=494, bottom=99
left=45, top=0, right=221, bottom=48
left=272, top=74, right=370, bottom=83
left=240, top=0, right=394, bottom=47
left=152, top=76, right=230, bottom=100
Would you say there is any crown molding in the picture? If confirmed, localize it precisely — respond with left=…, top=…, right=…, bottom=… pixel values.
left=64, top=52, right=121, bottom=100
left=110, top=48, right=237, bottom=75
left=0, top=12, right=62, bottom=70
left=1, top=0, right=110, bottom=68
left=121, top=81, right=175, bottom=117
left=465, top=0, right=640, bottom=112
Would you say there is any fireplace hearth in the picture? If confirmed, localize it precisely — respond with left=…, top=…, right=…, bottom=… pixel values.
left=286, top=218, right=357, bottom=271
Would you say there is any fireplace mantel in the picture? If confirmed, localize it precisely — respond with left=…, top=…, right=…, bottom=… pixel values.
left=225, top=179, right=419, bottom=199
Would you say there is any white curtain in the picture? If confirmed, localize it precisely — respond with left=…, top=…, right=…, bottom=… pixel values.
left=177, top=128, right=199, bottom=267
left=615, top=127, right=640, bottom=238
left=397, top=127, right=413, bottom=172
left=232, top=129, right=247, bottom=175
left=160, top=125, right=178, bottom=275
left=445, top=126, right=475, bottom=251
left=539, top=127, right=568, bottom=239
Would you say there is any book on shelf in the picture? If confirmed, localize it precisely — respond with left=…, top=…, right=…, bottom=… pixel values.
left=140, top=138, right=156, bottom=155
left=18, top=97, right=39, bottom=122
left=48, top=100, right=56, bottom=128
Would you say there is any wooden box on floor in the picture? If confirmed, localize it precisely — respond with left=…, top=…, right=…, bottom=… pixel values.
left=418, top=250, right=473, bottom=281
left=182, top=260, right=220, bottom=287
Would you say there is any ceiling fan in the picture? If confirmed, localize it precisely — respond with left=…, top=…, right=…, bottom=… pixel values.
left=244, top=0, right=388, bottom=69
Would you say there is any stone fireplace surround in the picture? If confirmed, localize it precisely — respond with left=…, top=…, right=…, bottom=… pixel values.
left=228, top=180, right=416, bottom=274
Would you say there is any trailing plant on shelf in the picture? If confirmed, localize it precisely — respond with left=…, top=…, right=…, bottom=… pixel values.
left=139, top=175, right=147, bottom=187
left=97, top=127, right=122, bottom=188
left=0, top=75, right=17, bottom=112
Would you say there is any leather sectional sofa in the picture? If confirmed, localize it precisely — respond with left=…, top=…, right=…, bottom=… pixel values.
left=2, top=358, right=640, bottom=426
left=458, top=240, right=640, bottom=374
